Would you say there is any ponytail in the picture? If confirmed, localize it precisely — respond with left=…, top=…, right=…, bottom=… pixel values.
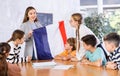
left=7, top=37, right=13, bottom=43
left=71, top=13, right=82, bottom=52
left=76, top=27, right=80, bottom=52
left=0, top=42, right=10, bottom=76
left=0, top=53, right=8, bottom=76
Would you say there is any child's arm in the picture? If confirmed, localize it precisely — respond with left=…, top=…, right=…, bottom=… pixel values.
left=63, top=51, right=76, bottom=61
left=54, top=55, right=63, bottom=60
left=87, top=59, right=102, bottom=67
left=54, top=50, right=67, bottom=60
left=62, top=55, right=72, bottom=61
left=81, top=56, right=87, bottom=62
left=81, top=59, right=102, bottom=67
left=71, top=55, right=85, bottom=62
left=105, top=61, right=117, bottom=69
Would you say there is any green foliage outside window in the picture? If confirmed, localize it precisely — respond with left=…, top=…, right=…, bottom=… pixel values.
left=84, top=13, right=116, bottom=41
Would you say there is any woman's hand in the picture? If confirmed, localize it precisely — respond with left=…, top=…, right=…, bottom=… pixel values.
left=28, top=30, right=33, bottom=38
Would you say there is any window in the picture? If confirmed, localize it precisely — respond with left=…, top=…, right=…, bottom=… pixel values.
left=80, top=0, right=97, bottom=6
left=37, top=13, right=53, bottom=26
left=103, top=0, right=120, bottom=5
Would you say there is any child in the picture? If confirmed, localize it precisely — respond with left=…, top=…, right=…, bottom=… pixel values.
left=81, top=35, right=106, bottom=67
left=7, top=29, right=31, bottom=64
left=0, top=42, right=9, bottom=76
left=54, top=37, right=76, bottom=61
left=103, top=33, right=120, bottom=69
left=0, top=42, right=21, bottom=76
left=69, top=13, right=100, bottom=61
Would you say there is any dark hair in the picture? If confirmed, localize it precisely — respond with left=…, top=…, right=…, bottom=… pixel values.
left=22, top=6, right=38, bottom=23
left=81, top=35, right=97, bottom=47
left=67, top=37, right=76, bottom=51
left=0, top=42, right=11, bottom=76
left=7, top=29, right=25, bottom=42
left=104, top=32, right=120, bottom=47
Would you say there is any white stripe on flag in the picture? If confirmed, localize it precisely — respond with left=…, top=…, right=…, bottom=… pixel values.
left=46, top=23, right=64, bottom=57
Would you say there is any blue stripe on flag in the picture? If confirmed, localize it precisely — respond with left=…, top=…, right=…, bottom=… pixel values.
left=33, top=27, right=53, bottom=60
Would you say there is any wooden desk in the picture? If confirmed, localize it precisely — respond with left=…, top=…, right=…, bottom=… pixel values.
left=19, top=60, right=120, bottom=76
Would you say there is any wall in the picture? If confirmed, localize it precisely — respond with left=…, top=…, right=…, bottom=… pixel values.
left=0, top=0, right=80, bottom=42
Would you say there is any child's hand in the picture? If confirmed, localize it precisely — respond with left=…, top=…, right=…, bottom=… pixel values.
left=71, top=57, right=79, bottom=62
left=27, top=56, right=32, bottom=62
left=62, top=57, right=70, bottom=61
left=106, top=62, right=117, bottom=69
left=81, top=59, right=89, bottom=64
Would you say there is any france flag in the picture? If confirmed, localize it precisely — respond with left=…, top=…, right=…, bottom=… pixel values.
left=33, top=21, right=67, bottom=60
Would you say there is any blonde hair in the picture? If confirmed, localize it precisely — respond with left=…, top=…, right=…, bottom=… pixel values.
left=71, top=13, right=83, bottom=52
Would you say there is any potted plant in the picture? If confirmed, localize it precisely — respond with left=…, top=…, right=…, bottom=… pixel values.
left=84, top=13, right=115, bottom=41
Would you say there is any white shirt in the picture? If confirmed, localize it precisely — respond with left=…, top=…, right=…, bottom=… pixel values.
left=7, top=41, right=28, bottom=63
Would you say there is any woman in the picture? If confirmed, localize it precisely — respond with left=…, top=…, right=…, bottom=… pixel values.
left=20, top=6, right=42, bottom=59
left=69, top=13, right=100, bottom=61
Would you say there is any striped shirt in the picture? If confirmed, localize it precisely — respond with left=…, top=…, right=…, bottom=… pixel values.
left=7, top=41, right=28, bottom=64
left=108, top=47, right=120, bottom=69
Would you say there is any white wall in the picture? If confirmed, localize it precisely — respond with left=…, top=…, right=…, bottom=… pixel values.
left=0, top=0, right=80, bottom=42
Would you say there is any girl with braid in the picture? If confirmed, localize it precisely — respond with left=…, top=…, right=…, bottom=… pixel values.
left=69, top=13, right=100, bottom=61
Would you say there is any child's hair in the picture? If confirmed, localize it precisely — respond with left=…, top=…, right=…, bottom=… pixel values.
left=67, top=37, right=76, bottom=51
left=71, top=13, right=83, bottom=51
left=0, top=42, right=11, bottom=76
left=104, top=32, right=120, bottom=47
left=7, top=29, right=25, bottom=42
left=81, top=35, right=97, bottom=47
left=71, top=13, right=83, bottom=38
left=23, top=6, right=38, bottom=23
left=71, top=13, right=83, bottom=26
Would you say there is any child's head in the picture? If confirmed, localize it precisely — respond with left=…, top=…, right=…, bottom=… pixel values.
left=8, top=29, right=25, bottom=44
left=0, top=42, right=11, bottom=76
left=104, top=32, right=120, bottom=52
left=65, top=37, right=76, bottom=51
left=81, top=35, right=97, bottom=50
left=69, top=13, right=82, bottom=28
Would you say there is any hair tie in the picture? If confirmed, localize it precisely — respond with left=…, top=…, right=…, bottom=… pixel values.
left=0, top=50, right=6, bottom=54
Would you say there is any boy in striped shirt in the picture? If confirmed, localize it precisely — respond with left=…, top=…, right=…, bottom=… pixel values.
left=104, top=33, right=120, bottom=70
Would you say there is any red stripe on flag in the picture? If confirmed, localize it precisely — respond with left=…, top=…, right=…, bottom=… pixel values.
left=59, top=21, right=67, bottom=46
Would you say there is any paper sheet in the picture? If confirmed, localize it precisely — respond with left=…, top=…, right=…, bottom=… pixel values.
left=32, top=62, right=57, bottom=68
left=53, top=65, right=74, bottom=70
